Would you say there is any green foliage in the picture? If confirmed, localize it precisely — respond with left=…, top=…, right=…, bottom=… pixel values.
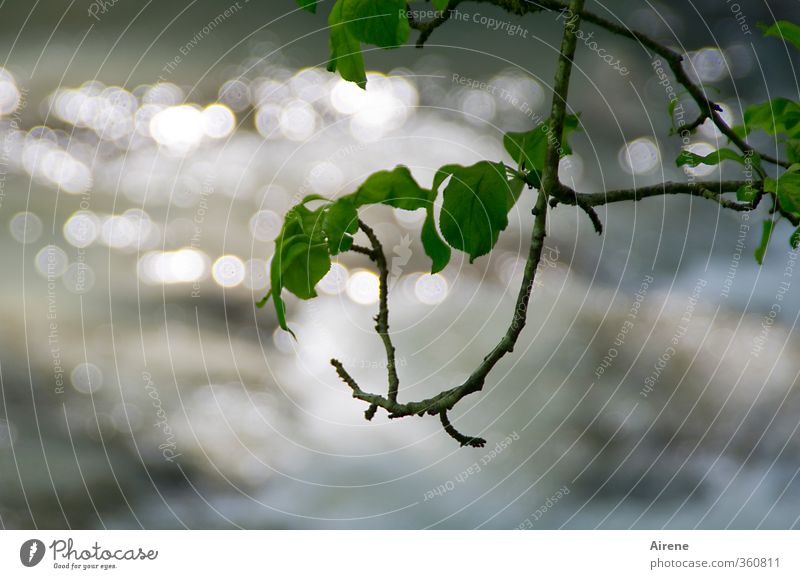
left=352, top=165, right=430, bottom=210
left=323, top=0, right=411, bottom=88
left=791, top=226, right=800, bottom=249
left=341, top=0, right=409, bottom=48
left=739, top=98, right=800, bottom=138
left=503, top=115, right=580, bottom=187
left=328, top=1, right=368, bottom=88
left=294, top=0, right=317, bottom=13
left=275, top=5, right=800, bottom=342
left=435, top=162, right=522, bottom=261
left=325, top=197, right=358, bottom=255
left=676, top=148, right=748, bottom=168
left=736, top=184, right=758, bottom=202
left=760, top=20, right=800, bottom=52
left=765, top=168, right=800, bottom=214
left=755, top=219, right=775, bottom=265
left=421, top=207, right=451, bottom=273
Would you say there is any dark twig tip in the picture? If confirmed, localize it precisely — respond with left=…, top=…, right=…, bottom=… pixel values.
left=440, top=410, right=486, bottom=448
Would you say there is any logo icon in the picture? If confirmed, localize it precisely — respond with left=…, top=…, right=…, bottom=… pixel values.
left=389, top=234, right=413, bottom=288
left=20, top=539, right=45, bottom=567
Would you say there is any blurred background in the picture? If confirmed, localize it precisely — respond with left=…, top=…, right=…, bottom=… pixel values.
left=1, top=0, right=800, bottom=529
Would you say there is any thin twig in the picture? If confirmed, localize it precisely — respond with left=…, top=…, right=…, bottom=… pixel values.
left=550, top=190, right=604, bottom=233
left=357, top=220, right=401, bottom=403
left=682, top=113, right=708, bottom=134
left=440, top=410, right=486, bottom=448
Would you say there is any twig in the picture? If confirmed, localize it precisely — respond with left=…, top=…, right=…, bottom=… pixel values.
left=682, top=113, right=708, bottom=134
left=552, top=180, right=760, bottom=212
left=356, top=220, right=401, bottom=402
left=550, top=190, right=604, bottom=233
left=440, top=410, right=486, bottom=447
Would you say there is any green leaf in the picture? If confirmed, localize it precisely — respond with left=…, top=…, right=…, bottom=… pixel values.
left=295, top=0, right=317, bottom=13
left=269, top=252, right=294, bottom=337
left=421, top=206, right=450, bottom=273
left=755, top=219, right=775, bottom=265
left=503, top=114, right=580, bottom=180
left=787, top=140, right=800, bottom=164
left=341, top=0, right=410, bottom=48
left=760, top=20, right=800, bottom=52
left=676, top=148, right=746, bottom=168
left=328, top=0, right=367, bottom=88
left=506, top=173, right=525, bottom=210
left=736, top=184, right=757, bottom=202
left=345, top=165, right=448, bottom=271
left=299, top=193, right=329, bottom=204
left=765, top=171, right=800, bottom=213
left=352, top=165, right=430, bottom=210
left=739, top=98, right=800, bottom=138
left=281, top=241, right=331, bottom=299
left=325, top=197, right=359, bottom=255
left=265, top=195, right=332, bottom=334
left=432, top=0, right=449, bottom=10
left=436, top=161, right=516, bottom=262
left=791, top=226, right=800, bottom=249
left=432, top=163, right=461, bottom=193
left=285, top=204, right=329, bottom=241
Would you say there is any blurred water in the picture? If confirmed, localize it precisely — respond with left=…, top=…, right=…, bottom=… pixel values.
left=1, top=1, right=800, bottom=529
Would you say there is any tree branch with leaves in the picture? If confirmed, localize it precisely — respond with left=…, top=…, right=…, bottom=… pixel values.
left=261, top=0, right=800, bottom=446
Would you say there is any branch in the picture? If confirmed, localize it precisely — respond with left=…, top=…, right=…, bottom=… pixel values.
left=424, top=0, right=788, bottom=168
left=535, top=0, right=788, bottom=168
left=682, top=113, right=708, bottom=134
left=330, top=0, right=586, bottom=447
left=357, top=220, right=401, bottom=402
left=551, top=180, right=760, bottom=212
